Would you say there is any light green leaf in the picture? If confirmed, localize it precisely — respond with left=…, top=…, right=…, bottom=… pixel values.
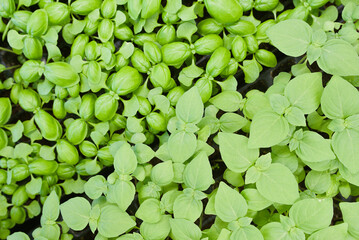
left=209, top=91, right=242, bottom=112
left=26, top=177, right=42, bottom=196
left=140, top=215, right=170, bottom=240
left=114, top=141, right=138, bottom=175
left=218, top=132, right=259, bottom=173
left=248, top=110, right=289, bottom=148
left=231, top=225, right=264, bottom=240
left=169, top=218, right=202, bottom=240
left=176, top=87, right=204, bottom=124
left=289, top=198, right=333, bottom=234
left=133, top=143, right=155, bottom=164
left=340, top=202, right=359, bottom=238
left=135, top=199, right=162, bottom=223
left=9, top=121, right=24, bottom=143
left=308, top=223, right=348, bottom=240
left=241, top=59, right=260, bottom=84
left=39, top=145, right=55, bottom=161
left=266, top=19, right=312, bottom=57
left=41, top=191, right=59, bottom=223
left=8, top=232, right=30, bottom=240
left=107, top=180, right=135, bottom=211
left=305, top=170, right=331, bottom=194
left=7, top=30, right=25, bottom=50
left=177, top=21, right=197, bottom=42
left=84, top=175, right=107, bottom=200
left=151, top=161, right=174, bottom=186
left=260, top=222, right=289, bottom=240
left=98, top=205, right=136, bottom=238
left=168, top=131, right=197, bottom=163
left=215, top=182, right=248, bottom=222
left=219, top=113, right=248, bottom=133
left=317, top=39, right=359, bottom=76
left=284, top=72, right=323, bottom=114
left=183, top=151, right=214, bottom=191
left=173, top=193, right=203, bottom=222
left=256, top=163, right=299, bottom=205
left=321, top=76, right=359, bottom=119
left=119, top=42, right=135, bottom=59
left=332, top=129, right=359, bottom=174
left=242, top=188, right=272, bottom=212
left=60, top=197, right=91, bottom=231
left=295, top=131, right=336, bottom=162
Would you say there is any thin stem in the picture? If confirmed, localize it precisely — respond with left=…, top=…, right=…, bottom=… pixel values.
left=4, top=65, right=21, bottom=70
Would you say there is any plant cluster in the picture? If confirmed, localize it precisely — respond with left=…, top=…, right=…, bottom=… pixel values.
left=1, top=0, right=359, bottom=239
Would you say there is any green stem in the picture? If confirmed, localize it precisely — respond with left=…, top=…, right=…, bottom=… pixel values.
left=0, top=47, right=16, bottom=54
left=4, top=65, right=20, bottom=70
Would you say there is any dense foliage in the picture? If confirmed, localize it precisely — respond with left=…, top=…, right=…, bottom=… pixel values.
left=1, top=0, right=359, bottom=239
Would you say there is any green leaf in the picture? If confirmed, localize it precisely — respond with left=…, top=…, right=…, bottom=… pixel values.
left=266, top=19, right=312, bottom=57
left=242, top=188, right=272, bottom=211
left=183, top=151, right=214, bottom=191
left=60, top=197, right=91, bottom=231
left=107, top=180, right=135, bottom=211
left=98, top=204, right=136, bottom=238
left=169, top=218, right=202, bottom=240
left=308, top=223, right=348, bottom=240
left=135, top=199, right=162, bottom=223
left=122, top=95, right=140, bottom=117
left=165, top=0, right=182, bottom=13
left=119, top=42, right=135, bottom=59
left=84, top=175, right=107, bottom=200
left=285, top=107, right=306, bottom=126
left=321, top=76, right=359, bottom=119
left=260, top=222, right=289, bottom=240
left=209, top=91, right=242, bottom=112
left=178, top=4, right=198, bottom=21
left=25, top=177, right=42, bottom=196
left=289, top=198, right=333, bottom=234
left=241, top=58, right=260, bottom=84
left=41, top=191, right=59, bottom=223
left=114, top=141, right=138, bottom=175
left=39, top=145, right=55, bottom=161
left=14, top=143, right=33, bottom=159
left=176, top=87, right=204, bottom=124
left=256, top=163, right=299, bottom=205
left=231, top=225, right=264, bottom=240
left=295, top=131, right=336, bottom=163
left=219, top=113, right=248, bottom=133
left=140, top=215, right=171, bottom=240
left=151, top=161, right=174, bottom=186
left=332, top=129, right=359, bottom=174
left=178, top=63, right=204, bottom=87
left=168, top=131, right=197, bottom=163
left=9, top=121, right=24, bottom=143
left=218, top=132, right=259, bottom=173
left=7, top=30, right=25, bottom=50
left=173, top=193, right=203, bottom=222
left=133, top=143, right=155, bottom=164
left=248, top=110, right=289, bottom=148
left=177, top=21, right=197, bottom=42
left=317, top=39, right=359, bottom=76
left=305, top=170, right=331, bottom=194
left=8, top=232, right=30, bottom=240
left=284, top=72, right=323, bottom=114
left=340, top=202, right=359, bottom=238
left=215, top=182, right=248, bottom=222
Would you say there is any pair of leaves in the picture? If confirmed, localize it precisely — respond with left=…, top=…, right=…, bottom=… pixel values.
left=267, top=19, right=359, bottom=76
